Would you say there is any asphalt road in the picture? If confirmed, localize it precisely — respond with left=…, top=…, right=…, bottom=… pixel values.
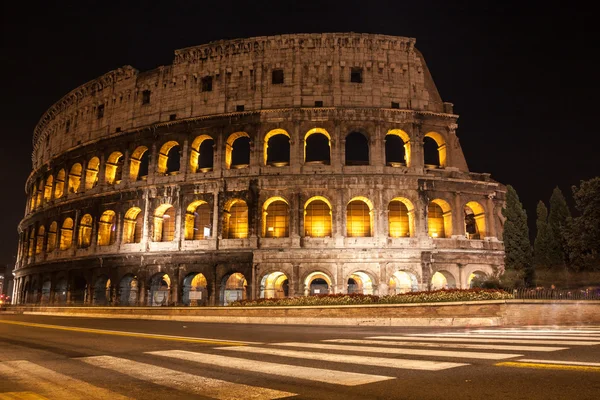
left=0, top=314, right=599, bottom=400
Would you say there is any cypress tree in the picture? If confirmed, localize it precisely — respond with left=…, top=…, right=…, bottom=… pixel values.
left=548, top=186, right=571, bottom=267
left=502, top=185, right=534, bottom=285
left=568, top=177, right=600, bottom=271
left=533, top=201, right=556, bottom=269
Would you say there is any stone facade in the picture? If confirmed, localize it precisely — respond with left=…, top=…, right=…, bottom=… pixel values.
left=14, top=33, right=506, bottom=306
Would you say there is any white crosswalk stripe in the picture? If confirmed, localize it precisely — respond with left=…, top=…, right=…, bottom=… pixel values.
left=0, top=360, right=131, bottom=400
left=367, top=336, right=600, bottom=346
left=148, top=350, right=394, bottom=386
left=80, top=355, right=295, bottom=399
left=216, top=345, right=468, bottom=370
left=323, top=338, right=568, bottom=352
left=411, top=333, right=600, bottom=341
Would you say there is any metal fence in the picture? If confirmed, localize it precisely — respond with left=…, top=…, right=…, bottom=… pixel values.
left=511, top=287, right=600, bottom=300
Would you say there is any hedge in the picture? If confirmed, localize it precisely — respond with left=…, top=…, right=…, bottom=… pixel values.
left=229, top=288, right=513, bottom=307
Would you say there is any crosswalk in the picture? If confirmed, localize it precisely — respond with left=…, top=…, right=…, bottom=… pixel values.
left=1, top=326, right=599, bottom=399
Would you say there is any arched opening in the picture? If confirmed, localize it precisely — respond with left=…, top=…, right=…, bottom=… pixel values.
left=47, top=221, right=57, bottom=252
left=97, top=210, right=117, bottom=246
left=424, top=132, right=447, bottom=168
left=389, top=271, right=419, bottom=294
left=35, top=226, right=45, bottom=255
left=431, top=271, right=457, bottom=290
left=345, top=132, right=369, bottom=165
left=428, top=199, right=452, bottom=238
left=54, top=278, right=68, bottom=304
left=305, top=271, right=332, bottom=295
left=263, top=197, right=289, bottom=238
left=41, top=280, right=51, bottom=303
left=105, top=151, right=124, bottom=184
left=264, top=129, right=290, bottom=166
left=93, top=276, right=111, bottom=305
left=182, top=273, right=208, bottom=306
left=77, top=214, right=93, bottom=248
left=44, top=175, right=54, bottom=202
left=123, top=207, right=143, bottom=244
left=227, top=134, right=251, bottom=169
left=72, top=276, right=87, bottom=303
left=347, top=271, right=374, bottom=295
left=304, top=197, right=332, bottom=237
left=346, top=197, right=373, bottom=237
left=185, top=201, right=212, bottom=240
left=388, top=198, right=415, bottom=238
left=153, top=204, right=176, bottom=242
left=27, top=227, right=34, bottom=257
left=464, top=201, right=486, bottom=239
left=260, top=272, right=289, bottom=299
left=468, top=271, right=487, bottom=288
left=149, top=273, right=171, bottom=306
left=222, top=272, right=247, bottom=305
left=68, top=163, right=82, bottom=194
left=35, top=180, right=43, bottom=208
left=85, top=157, right=100, bottom=190
left=304, top=128, right=331, bottom=165
left=55, top=169, right=65, bottom=199
left=60, top=218, right=74, bottom=250
left=158, top=141, right=181, bottom=175
left=190, top=135, right=214, bottom=173
left=118, top=274, right=139, bottom=306
left=130, top=146, right=149, bottom=181
left=223, top=199, right=248, bottom=239
left=385, top=129, right=411, bottom=167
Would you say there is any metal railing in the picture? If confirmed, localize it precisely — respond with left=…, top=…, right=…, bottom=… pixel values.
left=511, top=287, right=600, bottom=300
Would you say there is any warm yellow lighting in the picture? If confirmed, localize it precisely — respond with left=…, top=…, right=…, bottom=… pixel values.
left=431, top=272, right=448, bottom=290
left=432, top=231, right=438, bottom=238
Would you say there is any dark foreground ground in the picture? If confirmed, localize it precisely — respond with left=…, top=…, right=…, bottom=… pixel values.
left=0, top=314, right=599, bottom=400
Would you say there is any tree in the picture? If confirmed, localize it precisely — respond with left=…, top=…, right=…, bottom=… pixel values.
left=534, top=201, right=557, bottom=269
left=502, top=185, right=534, bottom=285
left=548, top=186, right=571, bottom=267
left=567, top=177, right=600, bottom=271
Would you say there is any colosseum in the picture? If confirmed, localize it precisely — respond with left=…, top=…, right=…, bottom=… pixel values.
left=14, top=33, right=506, bottom=307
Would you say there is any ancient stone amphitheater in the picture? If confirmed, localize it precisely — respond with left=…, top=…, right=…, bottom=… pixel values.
left=14, top=33, right=506, bottom=306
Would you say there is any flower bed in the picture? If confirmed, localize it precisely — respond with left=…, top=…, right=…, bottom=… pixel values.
left=229, top=288, right=513, bottom=307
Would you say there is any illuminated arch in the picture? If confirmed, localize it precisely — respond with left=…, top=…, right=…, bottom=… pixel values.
left=386, top=129, right=411, bottom=167
left=97, top=210, right=117, bottom=246
left=44, top=175, right=54, bottom=202
left=183, top=273, right=208, bottom=305
left=263, top=197, right=290, bottom=238
left=35, top=180, right=43, bottom=208
left=184, top=200, right=212, bottom=240
left=77, top=214, right=93, bottom=248
left=157, top=141, right=181, bottom=174
left=59, top=218, right=74, bottom=250
left=123, top=207, right=143, bottom=244
left=464, top=201, right=486, bottom=239
left=431, top=270, right=457, bottom=290
left=260, top=271, right=289, bottom=299
left=149, top=273, right=171, bottom=306
left=388, top=197, right=415, bottom=238
left=118, top=274, right=139, bottom=306
left=68, top=163, right=82, bottom=194
left=264, top=129, right=291, bottom=166
left=153, top=204, right=175, bottom=242
left=424, top=131, right=447, bottom=168
left=190, top=135, right=214, bottom=173
left=304, top=196, right=332, bottom=237
left=223, top=199, right=248, bottom=239
left=468, top=270, right=487, bottom=288
left=222, top=272, right=248, bottom=305
left=389, top=271, right=419, bottom=294
left=93, top=275, right=111, bottom=305
left=304, top=128, right=331, bottom=164
left=225, top=132, right=250, bottom=169
left=346, top=197, right=373, bottom=237
left=85, top=157, right=100, bottom=190
left=130, top=146, right=149, bottom=181
left=304, top=271, right=333, bottom=295
left=428, top=199, right=452, bottom=238
left=46, top=221, right=58, bottom=252
left=35, top=225, right=45, bottom=255
left=347, top=271, right=374, bottom=295
left=105, top=151, right=124, bottom=184
left=55, top=169, right=65, bottom=199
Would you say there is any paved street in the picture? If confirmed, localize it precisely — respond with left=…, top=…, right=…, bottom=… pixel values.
left=0, top=315, right=599, bottom=399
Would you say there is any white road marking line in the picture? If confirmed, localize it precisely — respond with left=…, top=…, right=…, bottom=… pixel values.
left=149, top=350, right=394, bottom=386
left=80, top=355, right=294, bottom=400
left=412, top=333, right=600, bottom=341
left=0, top=360, right=131, bottom=400
left=516, top=359, right=600, bottom=367
left=217, top=346, right=467, bottom=370
left=269, top=342, right=520, bottom=360
left=472, top=329, right=600, bottom=335
left=323, top=339, right=567, bottom=352
left=366, top=336, right=599, bottom=346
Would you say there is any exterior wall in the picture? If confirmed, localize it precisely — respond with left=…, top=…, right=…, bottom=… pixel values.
left=15, top=33, right=506, bottom=306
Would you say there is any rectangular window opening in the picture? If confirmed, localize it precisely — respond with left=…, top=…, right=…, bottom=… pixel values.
left=201, top=76, right=213, bottom=92
left=142, top=90, right=151, bottom=105
left=351, top=67, right=363, bottom=83
left=272, top=69, right=284, bottom=84
left=314, top=100, right=323, bottom=107
left=97, top=104, right=105, bottom=119
left=391, top=102, right=400, bottom=109
left=236, top=105, right=245, bottom=112
left=169, top=114, right=177, bottom=121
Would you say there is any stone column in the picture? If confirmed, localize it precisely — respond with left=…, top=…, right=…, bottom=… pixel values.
left=452, top=193, right=465, bottom=238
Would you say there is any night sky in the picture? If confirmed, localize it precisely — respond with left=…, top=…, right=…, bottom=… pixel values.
left=1, top=1, right=598, bottom=267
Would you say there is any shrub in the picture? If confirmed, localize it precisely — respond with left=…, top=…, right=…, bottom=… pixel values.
left=229, top=288, right=513, bottom=307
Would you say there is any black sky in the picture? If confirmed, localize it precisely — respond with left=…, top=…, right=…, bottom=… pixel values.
left=1, top=0, right=598, bottom=266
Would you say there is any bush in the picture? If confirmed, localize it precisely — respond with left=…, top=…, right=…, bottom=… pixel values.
left=229, top=288, right=513, bottom=307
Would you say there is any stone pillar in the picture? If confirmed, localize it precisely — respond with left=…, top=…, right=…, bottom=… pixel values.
left=170, top=266, right=180, bottom=305
left=378, top=263, right=389, bottom=295
left=452, top=193, right=465, bottom=238
left=180, top=138, right=190, bottom=179
left=410, top=123, right=424, bottom=170
left=485, top=195, right=497, bottom=239
left=335, top=263, right=344, bottom=294
left=290, top=263, right=300, bottom=297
